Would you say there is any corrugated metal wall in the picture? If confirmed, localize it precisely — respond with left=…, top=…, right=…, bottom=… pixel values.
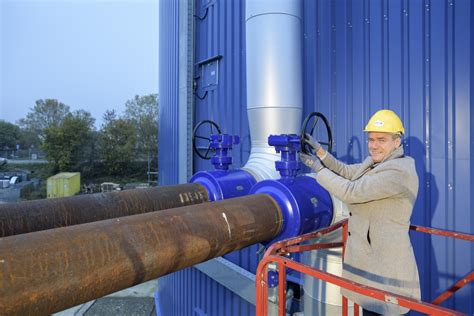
left=302, top=0, right=472, bottom=313
left=158, top=1, right=258, bottom=315
left=158, top=0, right=180, bottom=185
left=158, top=0, right=194, bottom=185
left=158, top=244, right=259, bottom=316
left=192, top=0, right=249, bottom=172
left=158, top=0, right=473, bottom=314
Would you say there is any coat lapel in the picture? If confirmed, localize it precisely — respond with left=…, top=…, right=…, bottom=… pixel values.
left=350, top=157, right=375, bottom=181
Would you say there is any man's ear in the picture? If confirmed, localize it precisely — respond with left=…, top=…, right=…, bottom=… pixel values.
left=395, top=137, right=402, bottom=148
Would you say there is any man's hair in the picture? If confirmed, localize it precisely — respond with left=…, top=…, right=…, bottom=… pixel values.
left=392, top=133, right=402, bottom=140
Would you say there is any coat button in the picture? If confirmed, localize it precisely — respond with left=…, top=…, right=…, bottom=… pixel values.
left=349, top=212, right=352, bottom=216
left=348, top=232, right=351, bottom=236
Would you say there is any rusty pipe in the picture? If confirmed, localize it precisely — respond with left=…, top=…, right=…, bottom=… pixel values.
left=0, top=183, right=208, bottom=237
left=0, top=194, right=282, bottom=316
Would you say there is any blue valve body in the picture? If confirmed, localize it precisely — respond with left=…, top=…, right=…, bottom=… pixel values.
left=190, top=169, right=256, bottom=201
left=249, top=175, right=333, bottom=244
left=268, top=134, right=301, bottom=178
left=191, top=133, right=255, bottom=201
left=250, top=134, right=334, bottom=288
left=210, top=134, right=239, bottom=170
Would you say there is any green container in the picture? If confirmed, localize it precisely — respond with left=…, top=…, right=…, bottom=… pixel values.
left=47, top=172, right=81, bottom=198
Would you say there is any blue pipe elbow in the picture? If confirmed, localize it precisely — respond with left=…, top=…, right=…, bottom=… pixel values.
left=249, top=175, right=333, bottom=244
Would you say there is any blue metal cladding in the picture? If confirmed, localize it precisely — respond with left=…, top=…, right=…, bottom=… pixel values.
left=157, top=246, right=260, bottom=316
left=193, top=0, right=249, bottom=173
left=158, top=0, right=180, bottom=185
left=159, top=0, right=473, bottom=314
left=158, top=0, right=258, bottom=315
left=302, top=0, right=473, bottom=313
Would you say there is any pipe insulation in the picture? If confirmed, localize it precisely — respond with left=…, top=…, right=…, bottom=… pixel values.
left=0, top=194, right=282, bottom=316
left=243, top=0, right=303, bottom=181
left=0, top=183, right=209, bottom=237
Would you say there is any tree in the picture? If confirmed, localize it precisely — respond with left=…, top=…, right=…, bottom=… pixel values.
left=71, top=110, right=97, bottom=164
left=0, top=120, right=21, bottom=149
left=124, top=94, right=158, bottom=160
left=17, top=99, right=70, bottom=145
left=18, top=128, right=41, bottom=150
left=42, top=110, right=95, bottom=171
left=99, top=110, right=136, bottom=175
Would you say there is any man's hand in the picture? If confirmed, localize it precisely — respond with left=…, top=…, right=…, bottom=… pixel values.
left=303, top=133, right=322, bottom=152
left=300, top=153, right=324, bottom=172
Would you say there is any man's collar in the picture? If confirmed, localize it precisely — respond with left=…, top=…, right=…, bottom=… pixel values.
left=372, top=145, right=405, bottom=167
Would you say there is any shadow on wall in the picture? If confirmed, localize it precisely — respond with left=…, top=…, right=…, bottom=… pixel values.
left=406, top=136, right=441, bottom=314
left=337, top=136, right=364, bottom=164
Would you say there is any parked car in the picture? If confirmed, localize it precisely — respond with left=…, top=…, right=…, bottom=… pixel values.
left=0, top=157, right=7, bottom=166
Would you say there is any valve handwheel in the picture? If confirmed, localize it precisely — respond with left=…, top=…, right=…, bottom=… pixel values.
left=300, top=112, right=333, bottom=155
left=192, top=120, right=222, bottom=160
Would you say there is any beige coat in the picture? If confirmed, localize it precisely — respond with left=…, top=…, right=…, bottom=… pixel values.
left=316, top=146, right=420, bottom=315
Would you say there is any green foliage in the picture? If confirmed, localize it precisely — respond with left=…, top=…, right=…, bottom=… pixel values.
left=43, top=111, right=95, bottom=172
left=0, top=94, right=161, bottom=200
left=20, top=163, right=55, bottom=180
left=124, top=94, right=158, bottom=162
left=99, top=110, right=137, bottom=175
left=78, top=161, right=149, bottom=184
left=18, top=128, right=41, bottom=150
left=4, top=94, right=158, bottom=183
left=0, top=120, right=21, bottom=149
left=26, top=182, right=47, bottom=200
left=17, top=99, right=70, bottom=146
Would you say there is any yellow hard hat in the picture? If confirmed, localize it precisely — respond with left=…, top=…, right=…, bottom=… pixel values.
left=364, top=109, right=405, bottom=135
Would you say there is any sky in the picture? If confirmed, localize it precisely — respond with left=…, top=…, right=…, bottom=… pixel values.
left=0, top=0, right=159, bottom=127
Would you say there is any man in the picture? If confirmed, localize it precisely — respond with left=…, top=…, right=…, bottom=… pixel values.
left=300, top=109, right=420, bottom=315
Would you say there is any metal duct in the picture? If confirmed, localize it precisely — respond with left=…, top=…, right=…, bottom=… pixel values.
left=243, top=0, right=303, bottom=181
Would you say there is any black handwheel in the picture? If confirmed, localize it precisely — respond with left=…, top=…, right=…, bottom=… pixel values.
left=192, top=120, right=222, bottom=160
left=300, top=112, right=333, bottom=155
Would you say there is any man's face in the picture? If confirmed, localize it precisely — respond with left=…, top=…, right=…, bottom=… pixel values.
left=367, top=132, right=401, bottom=163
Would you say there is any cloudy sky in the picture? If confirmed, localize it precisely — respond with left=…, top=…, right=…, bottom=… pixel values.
left=0, top=0, right=159, bottom=127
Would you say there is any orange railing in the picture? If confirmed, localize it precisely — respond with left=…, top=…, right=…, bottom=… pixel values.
left=256, top=219, right=473, bottom=316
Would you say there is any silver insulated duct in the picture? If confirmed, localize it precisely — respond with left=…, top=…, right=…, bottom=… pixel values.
left=243, top=0, right=303, bottom=181
left=243, top=1, right=353, bottom=314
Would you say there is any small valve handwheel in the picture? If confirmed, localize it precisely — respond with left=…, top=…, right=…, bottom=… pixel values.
left=192, top=120, right=222, bottom=160
left=300, top=112, right=333, bottom=155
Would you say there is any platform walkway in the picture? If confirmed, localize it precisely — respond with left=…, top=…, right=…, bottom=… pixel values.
left=53, top=279, right=157, bottom=316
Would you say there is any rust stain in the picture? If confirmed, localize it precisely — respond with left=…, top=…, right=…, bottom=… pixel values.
left=0, top=183, right=209, bottom=237
left=0, top=194, right=280, bottom=315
